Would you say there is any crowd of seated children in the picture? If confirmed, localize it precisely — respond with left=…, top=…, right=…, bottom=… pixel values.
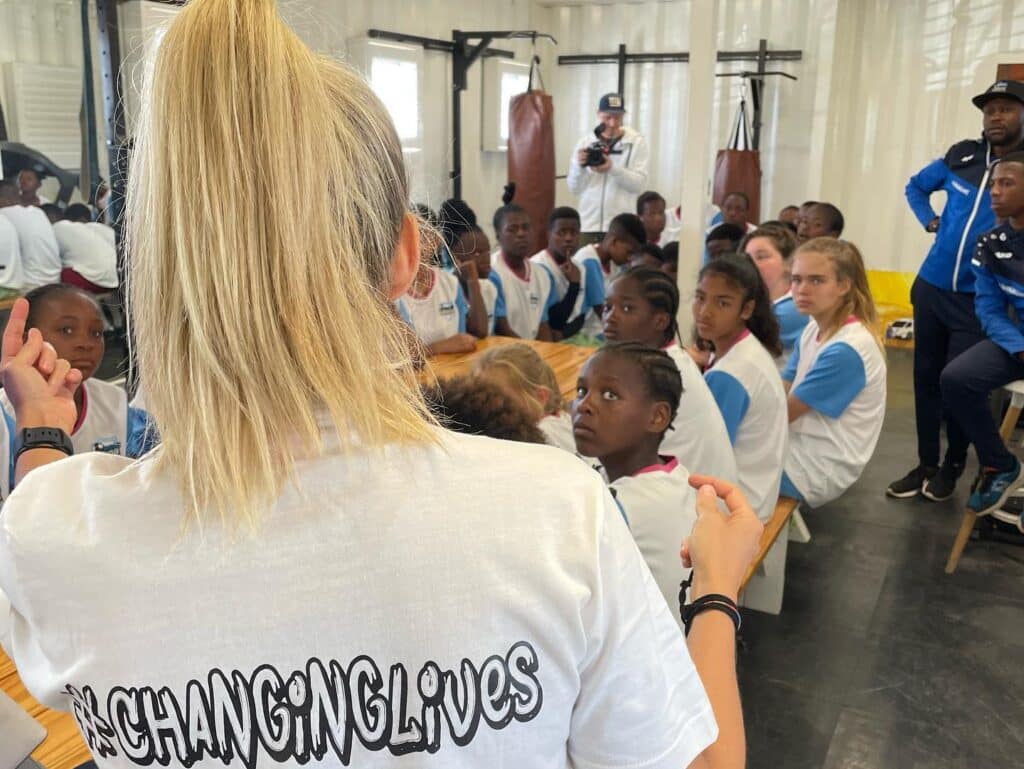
left=470, top=342, right=575, bottom=452
left=490, top=203, right=558, bottom=340
left=424, top=375, right=546, bottom=444
left=571, top=342, right=696, bottom=631
left=741, top=224, right=808, bottom=367
left=571, top=212, right=646, bottom=338
left=530, top=207, right=603, bottom=341
left=781, top=238, right=887, bottom=508
left=603, top=266, right=737, bottom=484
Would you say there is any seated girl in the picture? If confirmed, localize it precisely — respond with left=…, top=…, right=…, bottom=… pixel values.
left=471, top=343, right=575, bottom=452
left=782, top=238, right=887, bottom=508
left=741, top=224, right=808, bottom=367
left=571, top=341, right=694, bottom=632
left=693, top=254, right=789, bottom=614
left=2, top=285, right=156, bottom=464
left=603, top=266, right=737, bottom=482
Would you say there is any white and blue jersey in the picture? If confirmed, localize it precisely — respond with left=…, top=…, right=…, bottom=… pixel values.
left=572, top=244, right=621, bottom=338
left=3, top=378, right=157, bottom=491
left=532, top=248, right=603, bottom=331
left=782, top=318, right=887, bottom=508
left=971, top=222, right=1024, bottom=354
left=610, top=457, right=696, bottom=633
left=703, top=331, right=788, bottom=522
left=704, top=331, right=789, bottom=615
left=774, top=292, right=810, bottom=369
left=489, top=251, right=557, bottom=339
left=399, top=266, right=469, bottom=346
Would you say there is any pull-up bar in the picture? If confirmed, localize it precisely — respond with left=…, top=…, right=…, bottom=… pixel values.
left=368, top=28, right=556, bottom=199
left=558, top=39, right=801, bottom=151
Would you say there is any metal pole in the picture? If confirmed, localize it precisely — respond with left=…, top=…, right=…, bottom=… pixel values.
left=617, top=43, right=627, bottom=96
left=79, top=0, right=101, bottom=203
left=752, top=38, right=767, bottom=150
left=95, top=0, right=127, bottom=241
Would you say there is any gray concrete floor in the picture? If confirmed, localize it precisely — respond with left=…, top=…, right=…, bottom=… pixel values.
left=739, top=349, right=1024, bottom=769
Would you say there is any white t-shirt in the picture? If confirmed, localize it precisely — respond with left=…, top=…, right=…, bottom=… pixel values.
left=783, top=319, right=887, bottom=507
left=489, top=251, right=556, bottom=340
left=401, top=267, right=469, bottom=346
left=704, top=332, right=789, bottom=615
left=478, top=277, right=498, bottom=334
left=571, top=244, right=623, bottom=338
left=0, top=215, right=24, bottom=290
left=0, top=205, right=60, bottom=288
left=610, top=457, right=696, bottom=633
left=662, top=342, right=738, bottom=483
left=0, top=427, right=717, bottom=769
left=538, top=410, right=575, bottom=452
left=52, top=220, right=119, bottom=288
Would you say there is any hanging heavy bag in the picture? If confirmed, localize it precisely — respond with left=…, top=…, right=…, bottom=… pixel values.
left=508, top=56, right=555, bottom=254
left=713, top=98, right=762, bottom=224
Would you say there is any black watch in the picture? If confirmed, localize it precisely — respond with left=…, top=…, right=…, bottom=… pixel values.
left=14, top=427, right=74, bottom=462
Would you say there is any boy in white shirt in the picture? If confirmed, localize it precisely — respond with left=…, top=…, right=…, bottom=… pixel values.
left=0, top=179, right=60, bottom=289
left=572, top=213, right=645, bottom=339
left=490, top=204, right=557, bottom=340
left=52, top=203, right=119, bottom=292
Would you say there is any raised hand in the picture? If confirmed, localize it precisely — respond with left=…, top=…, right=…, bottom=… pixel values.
left=0, top=298, right=81, bottom=433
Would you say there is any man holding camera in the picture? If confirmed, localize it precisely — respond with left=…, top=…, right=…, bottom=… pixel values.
left=567, top=93, right=649, bottom=233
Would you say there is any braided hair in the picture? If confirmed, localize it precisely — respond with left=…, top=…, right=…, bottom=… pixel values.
left=598, top=341, right=683, bottom=428
left=699, top=252, right=783, bottom=357
left=615, top=266, right=681, bottom=347
left=423, top=376, right=546, bottom=444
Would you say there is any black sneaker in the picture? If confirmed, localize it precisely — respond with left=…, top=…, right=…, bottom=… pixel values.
left=921, top=462, right=965, bottom=502
left=886, top=465, right=937, bottom=498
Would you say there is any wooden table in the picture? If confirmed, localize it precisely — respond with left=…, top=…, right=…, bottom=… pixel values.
left=425, top=336, right=595, bottom=402
left=1, top=649, right=91, bottom=769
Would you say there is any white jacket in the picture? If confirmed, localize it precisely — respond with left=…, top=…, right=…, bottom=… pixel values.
left=566, top=126, right=649, bottom=232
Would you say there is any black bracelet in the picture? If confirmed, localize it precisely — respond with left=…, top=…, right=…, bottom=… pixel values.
left=679, top=575, right=741, bottom=637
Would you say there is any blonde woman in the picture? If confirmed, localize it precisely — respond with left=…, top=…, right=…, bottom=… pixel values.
left=0, top=2, right=761, bottom=768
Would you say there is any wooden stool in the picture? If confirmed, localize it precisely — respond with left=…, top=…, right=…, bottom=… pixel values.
left=741, top=496, right=800, bottom=592
left=945, top=379, right=1024, bottom=573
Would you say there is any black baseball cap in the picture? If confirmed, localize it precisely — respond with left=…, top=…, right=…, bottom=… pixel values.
left=598, top=93, right=626, bottom=114
left=972, top=80, right=1024, bottom=110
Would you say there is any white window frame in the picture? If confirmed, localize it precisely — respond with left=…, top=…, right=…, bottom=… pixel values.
left=481, top=58, right=531, bottom=152
left=348, top=38, right=423, bottom=155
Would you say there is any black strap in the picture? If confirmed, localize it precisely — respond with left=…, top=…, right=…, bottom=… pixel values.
left=679, top=575, right=741, bottom=637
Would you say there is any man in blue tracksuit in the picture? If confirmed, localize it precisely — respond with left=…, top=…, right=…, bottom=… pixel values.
left=941, top=151, right=1024, bottom=521
left=888, top=80, right=1024, bottom=502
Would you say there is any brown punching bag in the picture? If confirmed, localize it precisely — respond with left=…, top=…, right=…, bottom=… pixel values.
left=508, top=59, right=555, bottom=253
left=713, top=98, right=761, bottom=223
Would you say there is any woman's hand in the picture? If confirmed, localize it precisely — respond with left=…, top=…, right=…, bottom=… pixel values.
left=1, top=298, right=81, bottom=433
left=685, top=344, right=711, bottom=370
left=682, top=474, right=764, bottom=602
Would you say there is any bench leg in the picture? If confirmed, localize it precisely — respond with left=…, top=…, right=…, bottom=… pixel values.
left=945, top=509, right=977, bottom=574
left=998, top=399, right=1022, bottom=443
left=788, top=508, right=811, bottom=544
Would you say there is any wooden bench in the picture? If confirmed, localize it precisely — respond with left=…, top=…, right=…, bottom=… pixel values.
left=740, top=495, right=801, bottom=592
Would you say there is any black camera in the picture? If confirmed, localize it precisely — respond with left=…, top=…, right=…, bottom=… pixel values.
left=583, top=123, right=620, bottom=167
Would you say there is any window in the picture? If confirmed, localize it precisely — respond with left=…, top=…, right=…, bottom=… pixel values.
left=348, top=38, right=423, bottom=151
left=499, top=69, right=531, bottom=144
left=482, top=59, right=532, bottom=152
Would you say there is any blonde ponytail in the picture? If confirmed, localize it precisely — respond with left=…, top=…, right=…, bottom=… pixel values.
left=127, top=0, right=435, bottom=527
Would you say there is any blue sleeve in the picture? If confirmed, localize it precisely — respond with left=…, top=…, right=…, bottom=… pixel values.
left=972, top=256, right=1024, bottom=355
left=489, top=272, right=508, bottom=319
left=583, top=260, right=606, bottom=309
left=540, top=270, right=558, bottom=324
left=782, top=342, right=801, bottom=383
left=704, top=370, right=751, bottom=445
left=126, top=406, right=160, bottom=458
left=455, top=283, right=468, bottom=334
left=905, top=158, right=947, bottom=229
left=776, top=301, right=810, bottom=353
left=395, top=299, right=412, bottom=325
left=709, top=210, right=723, bottom=227
left=791, top=342, right=866, bottom=418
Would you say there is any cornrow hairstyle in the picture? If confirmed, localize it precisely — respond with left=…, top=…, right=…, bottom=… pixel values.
left=811, top=202, right=845, bottom=236
left=739, top=224, right=800, bottom=264
left=617, top=266, right=680, bottom=346
left=493, top=202, right=527, bottom=234
left=24, top=283, right=102, bottom=330
left=598, top=341, right=683, bottom=430
left=424, top=376, right=546, bottom=444
left=699, top=252, right=783, bottom=357
left=471, top=342, right=562, bottom=415
left=548, top=206, right=581, bottom=229
left=636, top=190, right=666, bottom=215
left=608, top=212, right=646, bottom=245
